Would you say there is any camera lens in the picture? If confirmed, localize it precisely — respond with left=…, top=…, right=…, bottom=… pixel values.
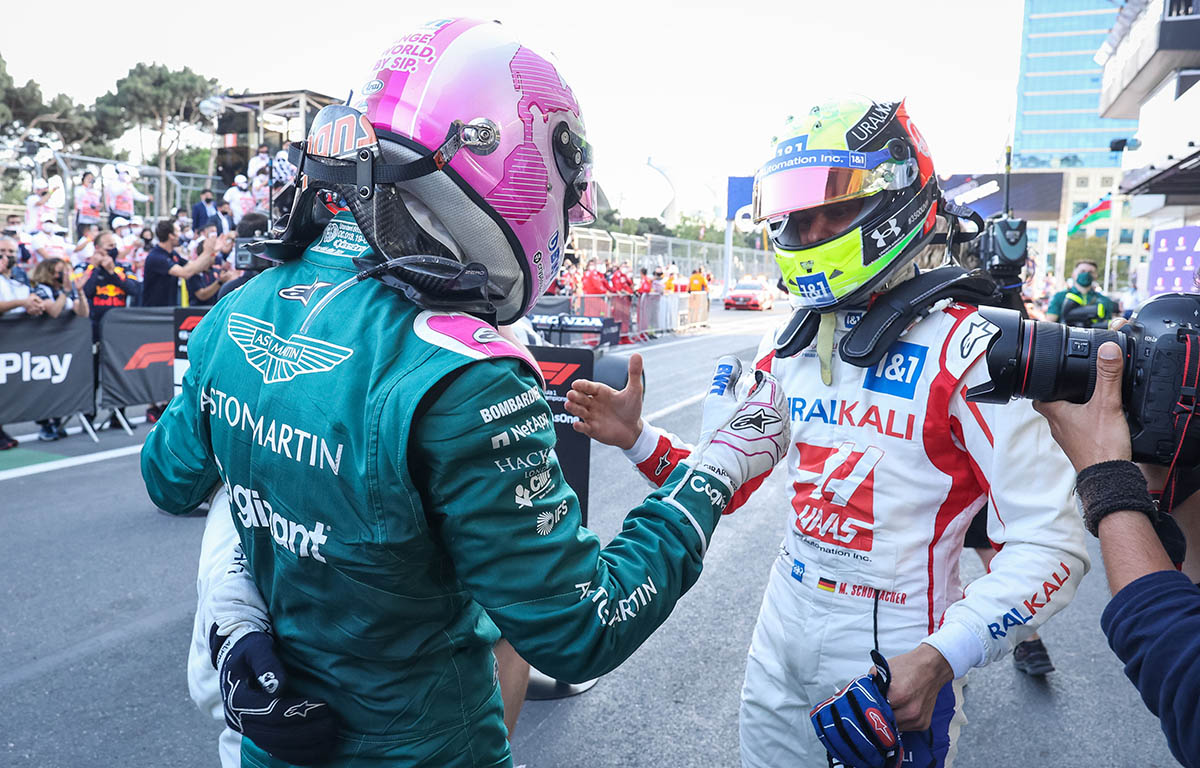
left=966, top=306, right=1130, bottom=405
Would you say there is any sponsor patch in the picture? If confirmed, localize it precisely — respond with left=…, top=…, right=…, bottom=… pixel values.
left=862, top=340, right=927, bottom=400
left=515, top=469, right=555, bottom=508
left=792, top=273, right=836, bottom=308
left=791, top=559, right=806, bottom=583
left=730, top=407, right=783, bottom=434
left=536, top=500, right=569, bottom=536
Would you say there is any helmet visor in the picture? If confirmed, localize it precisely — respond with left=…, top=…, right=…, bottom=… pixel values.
left=752, top=142, right=914, bottom=223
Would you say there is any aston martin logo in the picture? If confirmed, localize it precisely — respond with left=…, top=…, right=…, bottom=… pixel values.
left=227, top=313, right=353, bottom=384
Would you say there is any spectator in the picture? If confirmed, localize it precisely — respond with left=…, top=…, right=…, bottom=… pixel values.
left=186, top=234, right=237, bottom=307
left=142, top=218, right=215, bottom=307
left=636, top=267, right=652, bottom=294
left=215, top=212, right=269, bottom=300
left=191, top=189, right=217, bottom=231
left=251, top=168, right=271, bottom=216
left=1047, top=260, right=1119, bottom=327
left=581, top=259, right=611, bottom=294
left=29, top=258, right=89, bottom=441
left=24, top=178, right=53, bottom=232
left=223, top=175, right=253, bottom=224
left=211, top=200, right=236, bottom=235
left=105, top=165, right=149, bottom=227
left=74, top=172, right=103, bottom=238
left=128, top=226, right=155, bottom=278
left=651, top=266, right=666, bottom=294
left=273, top=141, right=297, bottom=187
left=247, top=143, right=272, bottom=179
left=688, top=266, right=709, bottom=292
left=72, top=223, right=100, bottom=267
left=80, top=231, right=140, bottom=329
left=0, top=236, right=30, bottom=288
left=0, top=237, right=46, bottom=450
left=610, top=261, right=634, bottom=294
left=29, top=217, right=71, bottom=264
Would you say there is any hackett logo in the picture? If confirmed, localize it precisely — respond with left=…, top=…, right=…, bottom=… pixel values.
left=227, top=313, right=353, bottom=384
left=0, top=351, right=72, bottom=384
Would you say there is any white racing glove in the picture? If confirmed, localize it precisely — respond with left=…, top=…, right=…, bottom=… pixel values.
left=681, top=355, right=790, bottom=495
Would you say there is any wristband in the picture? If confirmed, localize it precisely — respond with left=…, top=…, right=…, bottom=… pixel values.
left=1076, top=460, right=1158, bottom=537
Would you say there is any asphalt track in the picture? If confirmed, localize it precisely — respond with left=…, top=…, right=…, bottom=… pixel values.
left=0, top=306, right=1180, bottom=767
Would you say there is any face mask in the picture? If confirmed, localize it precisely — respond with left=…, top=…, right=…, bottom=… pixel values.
left=1075, top=271, right=1094, bottom=288
left=203, top=196, right=213, bottom=203
left=106, top=246, right=119, bottom=258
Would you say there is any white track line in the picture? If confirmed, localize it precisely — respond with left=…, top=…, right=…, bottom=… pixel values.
left=644, top=392, right=706, bottom=422
left=13, top=415, right=147, bottom=443
left=0, top=444, right=143, bottom=482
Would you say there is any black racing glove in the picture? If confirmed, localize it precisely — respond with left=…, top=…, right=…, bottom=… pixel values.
left=209, top=626, right=339, bottom=765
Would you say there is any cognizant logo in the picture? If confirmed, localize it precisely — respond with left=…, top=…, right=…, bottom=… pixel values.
left=230, top=483, right=329, bottom=563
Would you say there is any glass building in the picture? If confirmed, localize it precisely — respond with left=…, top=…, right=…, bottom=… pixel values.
left=1014, top=0, right=1140, bottom=169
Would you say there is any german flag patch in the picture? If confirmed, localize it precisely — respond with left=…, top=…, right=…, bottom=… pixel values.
left=818, top=578, right=837, bottom=593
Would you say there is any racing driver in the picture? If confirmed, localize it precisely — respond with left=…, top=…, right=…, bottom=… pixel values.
left=140, top=19, right=790, bottom=768
left=565, top=96, right=1090, bottom=767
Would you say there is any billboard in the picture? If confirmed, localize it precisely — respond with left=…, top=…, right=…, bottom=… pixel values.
left=938, top=172, right=1064, bottom=221
left=1147, top=226, right=1200, bottom=297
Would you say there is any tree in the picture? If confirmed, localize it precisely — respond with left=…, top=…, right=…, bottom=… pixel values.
left=1064, top=235, right=1128, bottom=287
left=0, top=56, right=106, bottom=153
left=103, top=63, right=216, bottom=211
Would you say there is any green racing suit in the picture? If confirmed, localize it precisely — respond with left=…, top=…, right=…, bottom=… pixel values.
left=141, top=213, right=729, bottom=767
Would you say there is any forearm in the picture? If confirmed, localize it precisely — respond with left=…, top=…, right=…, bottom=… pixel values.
left=1098, top=511, right=1176, bottom=594
left=0, top=299, right=27, bottom=314
left=195, top=280, right=220, bottom=301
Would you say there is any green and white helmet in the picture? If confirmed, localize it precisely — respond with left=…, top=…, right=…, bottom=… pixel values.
left=753, top=96, right=941, bottom=311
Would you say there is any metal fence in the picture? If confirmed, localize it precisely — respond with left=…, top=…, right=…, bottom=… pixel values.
left=51, top=151, right=220, bottom=223
left=532, top=290, right=711, bottom=343
left=569, top=228, right=775, bottom=288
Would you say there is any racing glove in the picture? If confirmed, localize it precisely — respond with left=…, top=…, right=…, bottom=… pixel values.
left=810, top=651, right=904, bottom=768
left=209, top=626, right=339, bottom=765
left=680, top=355, right=790, bottom=494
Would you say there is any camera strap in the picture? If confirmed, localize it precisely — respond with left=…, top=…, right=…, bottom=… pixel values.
left=1161, top=332, right=1200, bottom=513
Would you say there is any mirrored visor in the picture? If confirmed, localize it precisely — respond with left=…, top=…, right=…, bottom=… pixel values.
left=752, top=141, right=906, bottom=223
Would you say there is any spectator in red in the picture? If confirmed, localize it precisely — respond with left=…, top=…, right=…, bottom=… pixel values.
left=581, top=259, right=611, bottom=294
left=610, top=261, right=634, bottom=294
left=636, top=267, right=652, bottom=293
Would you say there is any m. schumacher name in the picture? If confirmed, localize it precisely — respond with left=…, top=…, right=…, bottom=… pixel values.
left=200, top=385, right=345, bottom=477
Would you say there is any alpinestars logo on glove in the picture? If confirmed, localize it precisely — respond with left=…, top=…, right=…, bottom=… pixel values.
left=731, top=408, right=783, bottom=434
left=227, top=313, right=354, bottom=384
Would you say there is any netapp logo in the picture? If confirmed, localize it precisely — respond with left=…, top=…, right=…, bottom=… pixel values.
left=0, top=352, right=72, bottom=384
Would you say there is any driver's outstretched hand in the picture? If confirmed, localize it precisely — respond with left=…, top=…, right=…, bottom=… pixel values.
left=565, top=353, right=644, bottom=451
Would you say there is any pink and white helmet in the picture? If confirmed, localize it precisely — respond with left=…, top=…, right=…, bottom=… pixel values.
left=345, top=18, right=594, bottom=323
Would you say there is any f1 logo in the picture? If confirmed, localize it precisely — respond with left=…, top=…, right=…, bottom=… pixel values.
left=538, top=362, right=580, bottom=387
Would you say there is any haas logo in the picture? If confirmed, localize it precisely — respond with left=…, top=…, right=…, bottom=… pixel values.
left=792, top=440, right=882, bottom=552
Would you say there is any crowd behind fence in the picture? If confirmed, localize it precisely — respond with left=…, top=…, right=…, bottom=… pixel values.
left=532, top=290, right=710, bottom=341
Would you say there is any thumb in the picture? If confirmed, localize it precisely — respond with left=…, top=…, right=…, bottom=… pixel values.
left=1094, top=342, right=1124, bottom=409
left=240, top=634, right=287, bottom=694
left=625, top=353, right=645, bottom=400
left=709, top=356, right=743, bottom=400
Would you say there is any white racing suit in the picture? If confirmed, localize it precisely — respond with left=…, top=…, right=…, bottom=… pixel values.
left=186, top=487, right=269, bottom=768
left=623, top=303, right=1089, bottom=767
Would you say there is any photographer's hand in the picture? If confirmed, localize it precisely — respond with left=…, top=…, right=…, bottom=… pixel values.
left=1034, top=342, right=1131, bottom=470
left=1035, top=342, right=1175, bottom=593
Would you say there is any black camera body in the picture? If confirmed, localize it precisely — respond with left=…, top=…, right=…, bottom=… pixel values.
left=233, top=237, right=274, bottom=272
left=967, top=292, right=1200, bottom=467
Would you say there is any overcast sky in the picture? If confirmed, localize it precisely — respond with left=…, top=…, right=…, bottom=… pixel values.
left=7, top=0, right=1028, bottom=219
